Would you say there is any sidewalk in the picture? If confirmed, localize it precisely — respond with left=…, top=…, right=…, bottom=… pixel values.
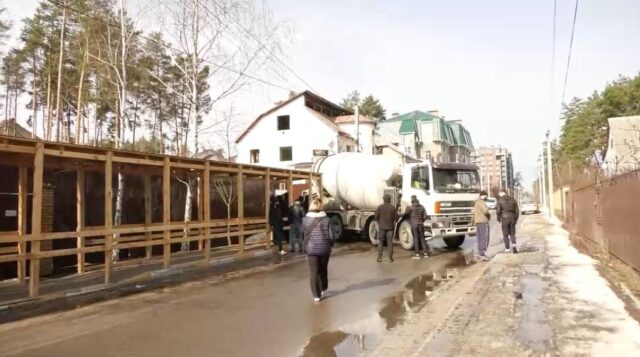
left=420, top=213, right=640, bottom=356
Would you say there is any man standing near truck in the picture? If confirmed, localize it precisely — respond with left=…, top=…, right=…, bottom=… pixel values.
left=473, top=190, right=491, bottom=261
left=497, top=189, right=519, bottom=254
left=404, top=195, right=430, bottom=259
left=375, top=194, right=397, bottom=263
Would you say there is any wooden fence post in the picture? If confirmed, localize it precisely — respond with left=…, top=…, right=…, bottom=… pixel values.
left=143, top=172, right=152, bottom=259
left=203, top=161, right=211, bottom=260
left=237, top=167, right=244, bottom=253
left=29, top=143, right=44, bottom=297
left=104, top=152, right=113, bottom=284
left=163, top=157, right=171, bottom=268
left=265, top=169, right=271, bottom=249
left=17, top=166, right=27, bottom=282
left=76, top=168, right=85, bottom=274
left=288, top=171, right=294, bottom=206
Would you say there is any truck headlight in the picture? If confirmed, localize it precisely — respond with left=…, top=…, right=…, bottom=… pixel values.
left=433, top=222, right=444, bottom=228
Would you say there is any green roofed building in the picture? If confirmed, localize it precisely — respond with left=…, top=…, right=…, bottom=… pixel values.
left=376, top=110, right=474, bottom=163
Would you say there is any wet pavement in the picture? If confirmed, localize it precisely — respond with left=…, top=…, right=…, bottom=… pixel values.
left=0, top=235, right=478, bottom=357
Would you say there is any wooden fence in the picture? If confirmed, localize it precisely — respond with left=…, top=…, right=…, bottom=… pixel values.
left=0, top=136, right=321, bottom=297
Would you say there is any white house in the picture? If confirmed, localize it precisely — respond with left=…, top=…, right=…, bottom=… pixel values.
left=236, top=91, right=376, bottom=169
left=604, top=115, right=640, bottom=174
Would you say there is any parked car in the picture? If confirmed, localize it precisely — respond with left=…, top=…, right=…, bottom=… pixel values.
left=520, top=201, right=539, bottom=215
left=484, top=197, right=497, bottom=210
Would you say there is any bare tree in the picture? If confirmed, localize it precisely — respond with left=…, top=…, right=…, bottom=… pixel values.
left=213, top=174, right=237, bottom=246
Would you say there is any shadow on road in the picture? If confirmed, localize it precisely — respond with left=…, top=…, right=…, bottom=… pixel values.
left=329, top=278, right=396, bottom=299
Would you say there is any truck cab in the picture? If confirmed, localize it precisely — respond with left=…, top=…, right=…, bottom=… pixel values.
left=396, top=161, right=480, bottom=249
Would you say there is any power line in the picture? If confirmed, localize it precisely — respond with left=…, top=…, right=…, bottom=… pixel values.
left=555, top=0, right=580, bottom=137
left=199, top=0, right=318, bottom=93
left=45, top=0, right=296, bottom=93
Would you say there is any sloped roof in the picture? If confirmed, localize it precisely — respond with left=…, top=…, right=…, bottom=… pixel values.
left=235, top=91, right=351, bottom=143
left=385, top=111, right=473, bottom=149
left=0, top=119, right=36, bottom=139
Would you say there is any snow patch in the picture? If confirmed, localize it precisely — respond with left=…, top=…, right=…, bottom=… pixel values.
left=545, top=217, right=640, bottom=354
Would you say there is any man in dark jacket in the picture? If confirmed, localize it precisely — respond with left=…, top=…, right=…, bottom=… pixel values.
left=375, top=194, right=397, bottom=262
left=497, top=189, right=519, bottom=253
left=404, top=195, right=430, bottom=258
left=288, top=200, right=306, bottom=253
left=269, top=194, right=286, bottom=255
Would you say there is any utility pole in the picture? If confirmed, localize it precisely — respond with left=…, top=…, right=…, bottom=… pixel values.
left=540, top=150, right=547, bottom=209
left=355, top=105, right=360, bottom=152
left=538, top=167, right=544, bottom=204
left=546, top=131, right=554, bottom=217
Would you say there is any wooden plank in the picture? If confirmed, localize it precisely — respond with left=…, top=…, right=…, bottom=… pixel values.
left=0, top=143, right=36, bottom=154
left=76, top=168, right=85, bottom=274
left=203, top=161, right=211, bottom=260
left=17, top=165, right=27, bottom=282
left=43, top=148, right=106, bottom=161
left=265, top=168, right=271, bottom=249
left=163, top=157, right=171, bottom=268
left=104, top=151, right=113, bottom=284
left=113, top=156, right=163, bottom=167
left=32, top=245, right=104, bottom=259
left=29, top=142, right=44, bottom=297
left=143, top=172, right=152, bottom=259
left=197, top=171, right=205, bottom=251
left=288, top=170, right=294, bottom=206
left=237, top=167, right=245, bottom=253
left=170, top=161, right=202, bottom=170
left=0, top=254, right=20, bottom=264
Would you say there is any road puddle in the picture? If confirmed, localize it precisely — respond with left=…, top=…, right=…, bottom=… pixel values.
left=301, top=269, right=461, bottom=356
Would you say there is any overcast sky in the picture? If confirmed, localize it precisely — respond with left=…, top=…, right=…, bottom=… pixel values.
left=4, top=0, right=640, bottom=185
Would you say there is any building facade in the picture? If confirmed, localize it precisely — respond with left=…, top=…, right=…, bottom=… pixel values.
left=235, top=91, right=376, bottom=169
left=603, top=115, right=640, bottom=174
left=376, top=110, right=474, bottom=163
left=472, top=146, right=514, bottom=195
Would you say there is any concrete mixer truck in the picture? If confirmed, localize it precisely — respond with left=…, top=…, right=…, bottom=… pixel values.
left=312, top=153, right=481, bottom=250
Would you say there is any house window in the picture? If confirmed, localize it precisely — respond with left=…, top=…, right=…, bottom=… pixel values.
left=277, top=115, right=290, bottom=130
left=249, top=149, right=259, bottom=164
left=280, top=146, right=292, bottom=161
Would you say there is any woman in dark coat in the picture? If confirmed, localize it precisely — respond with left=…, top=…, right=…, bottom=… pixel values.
left=303, top=199, right=333, bottom=302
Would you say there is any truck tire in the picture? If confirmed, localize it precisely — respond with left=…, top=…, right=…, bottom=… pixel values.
left=398, top=220, right=414, bottom=250
left=365, top=219, right=379, bottom=245
left=443, top=235, right=465, bottom=249
left=329, top=215, right=344, bottom=241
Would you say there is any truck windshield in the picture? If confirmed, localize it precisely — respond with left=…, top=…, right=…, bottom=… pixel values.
left=432, top=169, right=481, bottom=193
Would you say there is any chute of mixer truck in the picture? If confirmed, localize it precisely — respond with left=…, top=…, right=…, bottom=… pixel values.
left=312, top=153, right=481, bottom=250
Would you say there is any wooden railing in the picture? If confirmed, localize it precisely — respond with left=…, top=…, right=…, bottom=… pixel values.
left=0, top=136, right=322, bottom=297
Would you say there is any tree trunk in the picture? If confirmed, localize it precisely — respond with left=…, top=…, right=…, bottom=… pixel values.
left=112, top=0, right=129, bottom=262
left=181, top=176, right=194, bottom=252
left=55, top=4, right=67, bottom=142
left=32, top=54, right=38, bottom=139
left=75, top=48, right=87, bottom=144
left=226, top=205, right=232, bottom=246
left=45, top=68, right=52, bottom=140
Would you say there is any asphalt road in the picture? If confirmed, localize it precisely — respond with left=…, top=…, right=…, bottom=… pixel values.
left=0, top=219, right=503, bottom=357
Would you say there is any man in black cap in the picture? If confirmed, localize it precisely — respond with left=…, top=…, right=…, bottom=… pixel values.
left=375, top=194, right=397, bottom=262
left=404, top=195, right=429, bottom=259
left=497, top=189, right=519, bottom=253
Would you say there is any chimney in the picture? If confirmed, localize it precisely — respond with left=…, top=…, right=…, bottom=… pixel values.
left=427, top=110, right=439, bottom=117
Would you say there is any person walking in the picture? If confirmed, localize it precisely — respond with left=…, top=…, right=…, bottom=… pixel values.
left=404, top=195, right=430, bottom=259
left=303, top=199, right=333, bottom=302
left=269, top=194, right=286, bottom=255
left=497, top=189, right=519, bottom=254
left=375, top=194, right=397, bottom=263
left=288, top=200, right=305, bottom=253
left=473, top=190, right=491, bottom=261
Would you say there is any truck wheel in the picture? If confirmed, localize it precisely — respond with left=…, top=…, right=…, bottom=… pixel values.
left=329, top=215, right=344, bottom=241
left=365, top=219, right=379, bottom=245
left=398, top=221, right=414, bottom=250
left=443, top=236, right=465, bottom=249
